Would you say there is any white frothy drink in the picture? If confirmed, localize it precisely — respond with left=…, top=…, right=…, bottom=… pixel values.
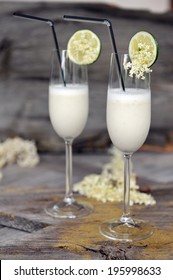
left=49, top=84, right=88, bottom=139
left=107, top=88, right=151, bottom=153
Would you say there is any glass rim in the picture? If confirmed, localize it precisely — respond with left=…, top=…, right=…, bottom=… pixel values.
left=51, top=49, right=70, bottom=53
left=111, top=52, right=129, bottom=56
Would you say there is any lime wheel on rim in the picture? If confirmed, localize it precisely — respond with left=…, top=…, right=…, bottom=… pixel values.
left=67, top=29, right=101, bottom=65
left=128, top=31, right=159, bottom=67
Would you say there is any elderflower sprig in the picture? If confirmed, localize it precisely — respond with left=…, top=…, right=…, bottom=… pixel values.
left=124, top=42, right=153, bottom=80
left=73, top=148, right=156, bottom=206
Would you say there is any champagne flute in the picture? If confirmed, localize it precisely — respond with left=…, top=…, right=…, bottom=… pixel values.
left=100, top=53, right=153, bottom=241
left=45, top=50, right=93, bottom=218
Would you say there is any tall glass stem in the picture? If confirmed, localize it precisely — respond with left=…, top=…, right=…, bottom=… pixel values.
left=64, top=139, right=74, bottom=204
left=120, top=153, right=134, bottom=224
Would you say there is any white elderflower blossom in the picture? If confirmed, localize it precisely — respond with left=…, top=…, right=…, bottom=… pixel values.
left=74, top=147, right=156, bottom=206
left=124, top=42, right=152, bottom=79
left=0, top=137, right=40, bottom=169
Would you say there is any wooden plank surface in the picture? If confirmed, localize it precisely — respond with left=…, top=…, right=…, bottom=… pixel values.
left=0, top=152, right=173, bottom=259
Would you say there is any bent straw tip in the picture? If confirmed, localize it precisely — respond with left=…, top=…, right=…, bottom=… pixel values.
left=13, top=12, right=24, bottom=15
left=103, top=19, right=111, bottom=27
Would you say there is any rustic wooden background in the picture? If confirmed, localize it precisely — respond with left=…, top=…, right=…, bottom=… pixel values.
left=1, top=152, right=173, bottom=259
left=0, top=2, right=173, bottom=152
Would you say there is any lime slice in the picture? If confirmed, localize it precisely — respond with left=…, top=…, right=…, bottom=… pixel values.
left=129, top=31, right=158, bottom=67
left=67, top=29, right=101, bottom=65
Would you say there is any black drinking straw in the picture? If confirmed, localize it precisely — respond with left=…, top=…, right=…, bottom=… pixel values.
left=63, top=15, right=125, bottom=91
left=13, top=12, right=66, bottom=86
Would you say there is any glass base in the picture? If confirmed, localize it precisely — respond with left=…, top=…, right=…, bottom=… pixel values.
left=99, top=218, right=154, bottom=242
left=45, top=199, right=93, bottom=219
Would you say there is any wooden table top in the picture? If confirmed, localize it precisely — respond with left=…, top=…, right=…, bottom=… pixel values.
left=0, top=152, right=173, bottom=260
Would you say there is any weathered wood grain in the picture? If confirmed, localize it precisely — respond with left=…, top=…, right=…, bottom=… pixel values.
left=0, top=152, right=173, bottom=259
left=0, top=212, right=49, bottom=233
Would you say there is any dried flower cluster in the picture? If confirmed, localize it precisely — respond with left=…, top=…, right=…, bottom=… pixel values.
left=0, top=137, right=40, bottom=169
left=124, top=42, right=152, bottom=79
left=74, top=148, right=156, bottom=206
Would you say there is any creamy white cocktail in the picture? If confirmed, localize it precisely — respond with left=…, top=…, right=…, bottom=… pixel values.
left=46, top=50, right=93, bottom=219
left=107, top=88, right=151, bottom=154
left=49, top=84, right=88, bottom=139
left=100, top=52, right=154, bottom=242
